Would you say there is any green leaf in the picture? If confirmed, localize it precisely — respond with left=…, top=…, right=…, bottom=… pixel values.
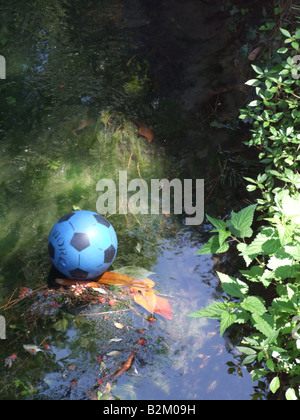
left=237, top=243, right=253, bottom=266
left=266, top=358, right=275, bottom=372
left=277, top=47, right=288, bottom=53
left=267, top=255, right=294, bottom=270
left=248, top=100, right=262, bottom=107
left=285, top=388, right=298, bottom=401
left=251, top=368, right=268, bottom=382
left=274, top=263, right=300, bottom=280
left=270, top=376, right=280, bottom=394
left=245, top=79, right=261, bottom=86
left=241, top=296, right=267, bottom=316
left=206, top=214, right=227, bottom=229
left=220, top=311, right=237, bottom=336
left=217, top=272, right=249, bottom=298
left=235, top=309, right=250, bottom=324
left=251, top=313, right=275, bottom=337
left=236, top=346, right=257, bottom=356
left=242, top=354, right=257, bottom=365
left=265, top=329, right=280, bottom=345
left=251, top=65, right=264, bottom=75
left=246, top=184, right=257, bottom=192
left=281, top=195, right=300, bottom=224
left=229, top=204, right=257, bottom=238
left=271, top=297, right=296, bottom=314
left=195, top=235, right=229, bottom=255
left=188, top=301, right=227, bottom=319
left=243, top=230, right=281, bottom=256
left=280, top=28, right=291, bottom=38
left=240, top=266, right=264, bottom=282
left=218, top=229, right=231, bottom=246
left=285, top=244, right=300, bottom=261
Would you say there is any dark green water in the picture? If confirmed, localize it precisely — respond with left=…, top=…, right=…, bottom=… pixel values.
left=0, top=0, right=262, bottom=400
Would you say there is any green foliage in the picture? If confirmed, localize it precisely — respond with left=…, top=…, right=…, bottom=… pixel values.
left=239, top=29, right=300, bottom=215
left=190, top=28, right=300, bottom=400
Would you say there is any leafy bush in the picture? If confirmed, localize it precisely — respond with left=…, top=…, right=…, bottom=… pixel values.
left=189, top=28, right=300, bottom=400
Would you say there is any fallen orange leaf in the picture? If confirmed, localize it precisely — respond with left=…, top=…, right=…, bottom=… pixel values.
left=113, top=351, right=136, bottom=380
left=153, top=295, right=173, bottom=320
left=136, top=278, right=156, bottom=289
left=132, top=118, right=154, bottom=143
left=133, top=289, right=157, bottom=314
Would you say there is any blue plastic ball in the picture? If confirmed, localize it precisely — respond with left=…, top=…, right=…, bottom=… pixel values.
left=48, top=210, right=118, bottom=280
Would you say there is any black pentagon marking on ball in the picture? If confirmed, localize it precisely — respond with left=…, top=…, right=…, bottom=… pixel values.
left=58, top=212, right=75, bottom=223
left=69, top=268, right=89, bottom=279
left=93, top=214, right=110, bottom=228
left=104, top=244, right=116, bottom=263
left=70, top=232, right=90, bottom=252
left=48, top=242, right=55, bottom=259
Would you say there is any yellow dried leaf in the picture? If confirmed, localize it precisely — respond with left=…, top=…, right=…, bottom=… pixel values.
left=114, top=322, right=124, bottom=329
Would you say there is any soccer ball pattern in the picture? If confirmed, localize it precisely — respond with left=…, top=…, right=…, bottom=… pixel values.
left=48, top=210, right=118, bottom=280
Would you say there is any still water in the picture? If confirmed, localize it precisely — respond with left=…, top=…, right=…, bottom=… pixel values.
left=0, top=0, right=259, bottom=399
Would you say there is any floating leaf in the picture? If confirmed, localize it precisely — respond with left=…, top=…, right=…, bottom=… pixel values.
left=23, top=344, right=43, bottom=353
left=133, top=289, right=157, bottom=314
left=92, top=287, right=107, bottom=294
left=114, top=322, right=124, bottom=329
left=153, top=295, right=173, bottom=320
left=113, top=351, right=136, bottom=379
left=106, top=351, right=120, bottom=357
left=109, top=338, right=122, bottom=343
left=98, top=271, right=143, bottom=287
left=137, top=278, right=156, bottom=289
left=100, top=361, right=106, bottom=371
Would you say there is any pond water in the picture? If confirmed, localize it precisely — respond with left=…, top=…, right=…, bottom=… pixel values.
left=0, top=0, right=263, bottom=400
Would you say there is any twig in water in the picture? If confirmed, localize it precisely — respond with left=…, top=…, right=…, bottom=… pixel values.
left=78, top=308, right=130, bottom=317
